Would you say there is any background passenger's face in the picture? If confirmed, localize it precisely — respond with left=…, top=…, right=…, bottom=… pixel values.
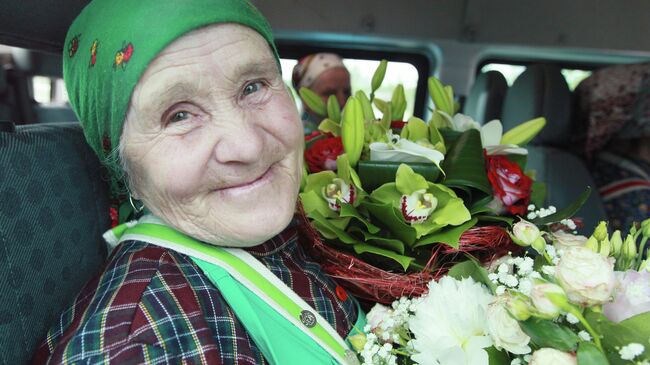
left=310, top=67, right=351, bottom=109
left=121, top=24, right=303, bottom=247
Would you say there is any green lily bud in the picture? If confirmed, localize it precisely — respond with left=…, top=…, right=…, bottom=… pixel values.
left=611, top=230, right=623, bottom=257
left=593, top=221, right=608, bottom=242
left=585, top=236, right=599, bottom=253
left=599, top=236, right=611, bottom=257
left=623, top=234, right=638, bottom=263
left=642, top=218, right=650, bottom=237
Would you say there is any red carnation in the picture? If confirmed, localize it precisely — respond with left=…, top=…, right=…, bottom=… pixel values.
left=305, top=136, right=343, bottom=173
left=486, top=155, right=532, bottom=216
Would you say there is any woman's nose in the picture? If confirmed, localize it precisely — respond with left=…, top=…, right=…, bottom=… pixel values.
left=212, top=123, right=264, bottom=164
left=336, top=90, right=348, bottom=109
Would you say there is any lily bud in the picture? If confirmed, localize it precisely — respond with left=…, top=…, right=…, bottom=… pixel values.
left=642, top=218, right=650, bottom=237
left=585, top=236, right=599, bottom=253
left=611, top=230, right=623, bottom=257
left=511, top=220, right=542, bottom=247
left=599, top=236, right=611, bottom=257
left=623, top=234, right=638, bottom=263
left=593, top=221, right=608, bottom=241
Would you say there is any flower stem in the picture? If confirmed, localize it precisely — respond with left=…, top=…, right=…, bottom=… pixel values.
left=568, top=307, right=603, bottom=352
left=635, top=236, right=649, bottom=270
left=543, top=251, right=553, bottom=265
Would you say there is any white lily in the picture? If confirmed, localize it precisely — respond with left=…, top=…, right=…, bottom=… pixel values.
left=451, top=112, right=481, bottom=131
left=322, top=178, right=355, bottom=211
left=481, top=120, right=528, bottom=156
left=369, top=132, right=445, bottom=165
left=401, top=189, right=438, bottom=224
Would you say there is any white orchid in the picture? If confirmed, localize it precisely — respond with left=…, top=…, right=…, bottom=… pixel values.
left=369, top=131, right=445, bottom=166
left=400, top=189, right=438, bottom=224
left=322, top=178, right=356, bottom=211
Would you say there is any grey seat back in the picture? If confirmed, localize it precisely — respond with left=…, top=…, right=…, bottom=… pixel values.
left=501, top=64, right=606, bottom=232
left=463, top=70, right=508, bottom=125
left=0, top=68, right=15, bottom=121
left=0, top=122, right=110, bottom=364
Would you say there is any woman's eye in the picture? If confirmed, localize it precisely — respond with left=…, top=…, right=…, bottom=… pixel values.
left=169, top=111, right=190, bottom=124
left=243, top=81, right=263, bottom=96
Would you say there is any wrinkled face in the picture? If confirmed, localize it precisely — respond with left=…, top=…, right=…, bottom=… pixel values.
left=121, top=24, right=303, bottom=247
left=310, top=67, right=351, bottom=108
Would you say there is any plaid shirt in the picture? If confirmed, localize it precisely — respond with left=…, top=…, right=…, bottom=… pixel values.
left=31, top=223, right=358, bottom=364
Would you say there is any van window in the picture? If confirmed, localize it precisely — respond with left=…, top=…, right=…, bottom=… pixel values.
left=281, top=58, right=420, bottom=120
left=480, top=62, right=592, bottom=91
left=32, top=77, right=69, bottom=104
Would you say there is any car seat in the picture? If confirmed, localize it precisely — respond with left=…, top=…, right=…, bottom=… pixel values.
left=501, top=64, right=607, bottom=232
left=0, top=122, right=111, bottom=364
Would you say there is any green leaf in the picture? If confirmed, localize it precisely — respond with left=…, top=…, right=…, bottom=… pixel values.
left=391, top=84, right=407, bottom=121
left=414, top=217, right=477, bottom=249
left=428, top=76, right=454, bottom=115
left=442, top=129, right=492, bottom=195
left=447, top=257, right=496, bottom=292
left=363, top=200, right=417, bottom=247
left=532, top=187, right=592, bottom=226
left=586, top=311, right=650, bottom=363
left=501, top=117, right=546, bottom=146
left=486, top=347, right=512, bottom=365
left=306, top=210, right=359, bottom=244
left=299, top=87, right=327, bottom=116
left=577, top=342, right=609, bottom=365
left=317, top=118, right=341, bottom=136
left=326, top=95, right=341, bottom=123
left=355, top=90, right=375, bottom=121
left=341, top=96, right=365, bottom=167
left=380, top=102, right=392, bottom=130
left=349, top=226, right=406, bottom=254
left=339, top=204, right=380, bottom=234
left=396, top=164, right=429, bottom=194
left=357, top=161, right=441, bottom=192
left=371, top=60, right=388, bottom=94
left=530, top=181, right=547, bottom=207
left=353, top=244, right=414, bottom=271
left=519, top=318, right=580, bottom=351
left=476, top=215, right=514, bottom=225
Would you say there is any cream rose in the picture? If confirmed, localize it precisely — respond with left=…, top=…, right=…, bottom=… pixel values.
left=529, top=348, right=577, bottom=365
left=556, top=247, right=615, bottom=306
left=551, top=231, right=588, bottom=252
left=530, top=283, right=567, bottom=318
left=487, top=297, right=531, bottom=355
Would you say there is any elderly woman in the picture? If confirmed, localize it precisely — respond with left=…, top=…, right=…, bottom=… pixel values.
left=292, top=53, right=352, bottom=134
left=30, top=1, right=363, bottom=364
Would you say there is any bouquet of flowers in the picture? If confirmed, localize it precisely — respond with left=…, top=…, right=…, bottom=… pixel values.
left=299, top=61, right=588, bottom=303
left=353, top=218, right=650, bottom=365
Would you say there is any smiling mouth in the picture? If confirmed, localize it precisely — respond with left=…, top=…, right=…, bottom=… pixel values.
left=215, top=163, right=276, bottom=195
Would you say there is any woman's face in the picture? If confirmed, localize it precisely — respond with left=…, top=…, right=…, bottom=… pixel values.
left=311, top=67, right=351, bottom=109
left=121, top=24, right=303, bottom=247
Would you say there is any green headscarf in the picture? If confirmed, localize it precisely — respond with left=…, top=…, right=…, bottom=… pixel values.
left=63, top=0, right=279, bottom=198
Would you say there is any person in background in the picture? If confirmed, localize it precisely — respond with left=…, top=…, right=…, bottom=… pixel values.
left=292, top=53, right=351, bottom=134
left=575, top=63, right=650, bottom=232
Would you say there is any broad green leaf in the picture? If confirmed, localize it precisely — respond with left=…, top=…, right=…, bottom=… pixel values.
left=530, top=181, right=547, bottom=207
left=476, top=215, right=514, bottom=225
left=501, top=117, right=547, bottom=146
left=396, top=164, right=429, bottom=195
left=447, top=257, right=496, bottom=292
left=428, top=76, right=454, bottom=115
left=403, top=117, right=429, bottom=142
left=412, top=221, right=445, bottom=239
left=299, top=190, right=336, bottom=218
left=363, top=200, right=417, bottom=247
left=353, top=244, right=414, bottom=271
left=414, top=217, right=478, bottom=249
left=486, top=347, right=511, bottom=365
left=299, top=87, right=327, bottom=116
left=370, top=182, right=402, bottom=206
left=355, top=90, right=376, bottom=121
left=339, top=204, right=380, bottom=234
left=427, top=183, right=472, bottom=226
left=307, top=210, right=359, bottom=244
left=341, top=97, right=365, bottom=167
left=442, top=129, right=491, bottom=195
left=586, top=311, right=650, bottom=364
left=391, top=84, right=407, bottom=121
left=311, top=219, right=338, bottom=239
left=317, top=118, right=341, bottom=136
left=371, top=59, right=388, bottom=94
left=327, top=95, right=341, bottom=123
left=358, top=161, right=441, bottom=192
left=350, top=226, right=406, bottom=254
left=532, top=187, right=592, bottom=226
left=519, top=318, right=579, bottom=351
left=577, top=342, right=609, bottom=365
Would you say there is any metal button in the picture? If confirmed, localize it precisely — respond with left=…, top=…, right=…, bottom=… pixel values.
left=300, top=309, right=317, bottom=328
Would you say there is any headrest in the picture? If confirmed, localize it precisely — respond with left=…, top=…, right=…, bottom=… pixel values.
left=10, top=48, right=62, bottom=78
left=463, top=70, right=508, bottom=125
left=0, top=67, right=7, bottom=94
left=501, top=64, right=571, bottom=146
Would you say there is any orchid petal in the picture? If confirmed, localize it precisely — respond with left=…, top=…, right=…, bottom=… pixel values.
left=480, top=119, right=503, bottom=147
left=484, top=144, right=528, bottom=156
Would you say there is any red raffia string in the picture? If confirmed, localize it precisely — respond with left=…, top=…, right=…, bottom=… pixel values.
left=297, top=204, right=517, bottom=304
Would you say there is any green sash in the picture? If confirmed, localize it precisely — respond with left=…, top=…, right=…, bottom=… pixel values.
left=106, top=216, right=363, bottom=365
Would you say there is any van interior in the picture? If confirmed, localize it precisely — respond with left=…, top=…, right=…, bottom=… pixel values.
left=2, top=1, right=650, bottom=363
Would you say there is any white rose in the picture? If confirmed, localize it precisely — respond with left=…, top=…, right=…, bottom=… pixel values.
left=529, top=348, right=576, bottom=365
left=530, top=283, right=567, bottom=318
left=551, top=231, right=588, bottom=252
left=512, top=220, right=541, bottom=246
left=366, top=304, right=393, bottom=330
left=556, top=247, right=615, bottom=306
left=487, top=297, right=532, bottom=355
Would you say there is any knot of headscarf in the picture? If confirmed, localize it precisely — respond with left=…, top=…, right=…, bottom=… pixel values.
left=63, top=0, right=279, bottom=199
